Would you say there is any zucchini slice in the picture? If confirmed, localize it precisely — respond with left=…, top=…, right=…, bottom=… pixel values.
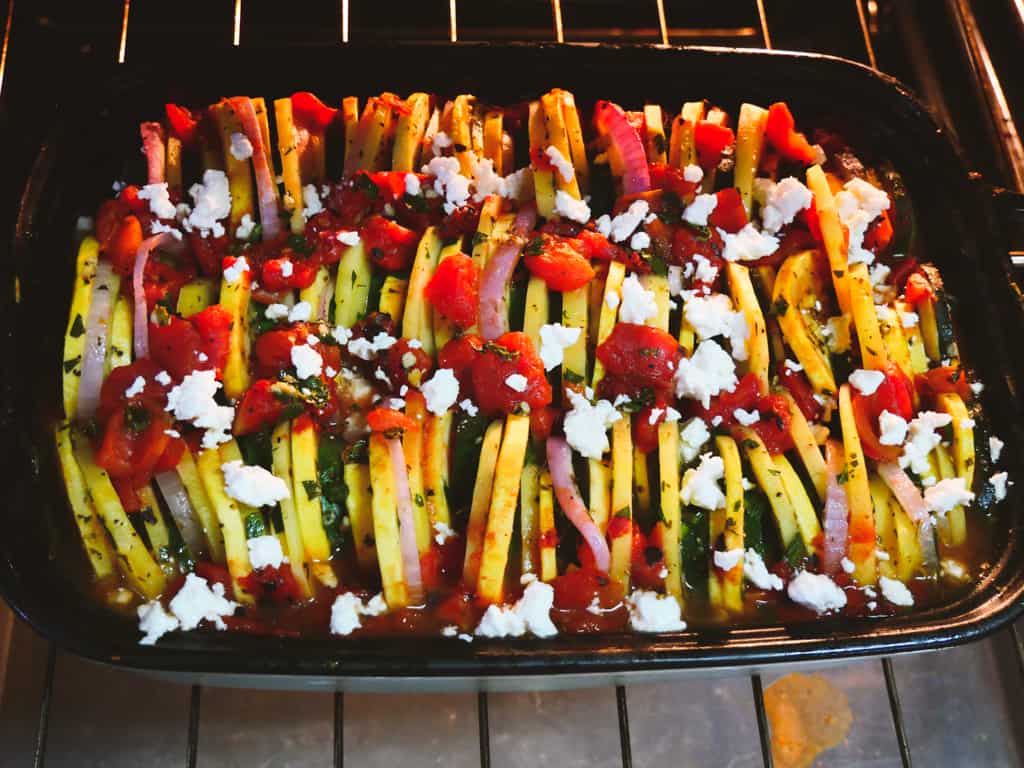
left=658, top=422, right=683, bottom=601
left=333, top=241, right=373, bottom=328
left=520, top=462, right=540, bottom=576
left=402, top=392, right=432, bottom=554
left=733, top=103, right=768, bottom=214
left=773, top=454, right=822, bottom=550
left=196, top=445, right=253, bottom=602
left=781, top=391, right=828, bottom=502
left=537, top=469, right=558, bottom=583
left=273, top=96, right=306, bottom=235
left=462, top=420, right=504, bottom=585
left=219, top=265, right=252, bottom=400
left=403, top=227, right=443, bottom=354
left=56, top=424, right=115, bottom=579
left=643, top=104, right=667, bottom=164
left=528, top=100, right=557, bottom=218
left=392, top=92, right=430, bottom=173
left=712, top=435, right=745, bottom=613
left=869, top=475, right=899, bottom=580
left=271, top=421, right=313, bottom=598
left=175, top=448, right=224, bottom=564
left=591, top=261, right=626, bottom=389
left=608, top=418, right=634, bottom=589
left=727, top=263, right=770, bottom=393
left=368, top=433, right=409, bottom=608
left=423, top=411, right=453, bottom=528
left=848, top=262, right=888, bottom=371
left=773, top=250, right=837, bottom=395
left=806, top=165, right=852, bottom=316
left=738, top=427, right=799, bottom=548
left=344, top=461, right=377, bottom=573
left=838, top=384, right=877, bottom=584
left=63, top=237, right=99, bottom=418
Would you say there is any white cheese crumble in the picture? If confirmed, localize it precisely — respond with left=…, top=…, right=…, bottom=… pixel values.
left=990, top=436, right=1004, bottom=463
left=553, top=190, right=591, bottom=224
left=288, top=301, right=312, bottom=322
left=169, top=573, right=239, bottom=631
left=291, top=343, right=323, bottom=379
left=433, top=520, right=456, bottom=546
left=265, top=303, right=290, bottom=321
left=835, top=177, right=890, bottom=266
left=459, top=399, right=479, bottom=417
left=165, top=370, right=234, bottom=449
left=421, top=368, right=460, bottom=415
left=330, top=592, right=389, bottom=636
left=337, top=230, right=360, bottom=246
left=719, top=224, right=779, bottom=262
left=900, top=411, right=953, bottom=477
left=759, top=177, right=813, bottom=234
left=544, top=145, right=575, bottom=183
left=680, top=453, right=726, bottom=511
left=692, top=254, right=720, bottom=284
left=154, top=370, right=172, bottom=386
left=923, top=477, right=974, bottom=515
left=734, top=408, right=760, bottom=426
left=247, top=535, right=285, bottom=570
left=900, top=311, right=919, bottom=328
left=787, top=571, right=847, bottom=614
left=422, top=156, right=472, bottom=214
left=504, top=373, right=528, bottom=392
left=878, top=410, right=909, bottom=446
left=124, top=376, right=146, bottom=398
left=840, top=557, right=855, bottom=574
left=235, top=213, right=256, bottom=241
left=784, top=359, right=803, bottom=373
left=678, top=417, right=710, bottom=465
left=229, top=131, right=254, bottom=161
left=538, top=323, right=581, bottom=371
left=849, top=368, right=884, bottom=395
left=563, top=390, right=622, bottom=459
left=989, top=471, right=1009, bottom=502
left=150, top=220, right=182, bottom=240
left=347, top=331, right=397, bottom=360
left=879, top=576, right=915, bottom=607
left=618, top=273, right=658, bottom=324
left=404, top=173, right=421, bottom=197
left=744, top=550, right=784, bottom=591
left=674, top=339, right=738, bottom=408
left=184, top=169, right=232, bottom=238
left=280, top=259, right=294, bottom=278
left=630, top=230, right=651, bottom=251
left=138, top=182, right=177, bottom=220
left=606, top=290, right=620, bottom=310
left=301, top=183, right=324, bottom=219
left=606, top=200, right=650, bottom=243
left=626, top=590, right=686, bottom=632
left=223, top=256, right=249, bottom=285
left=137, top=601, right=180, bottom=645
left=474, top=580, right=558, bottom=638
left=221, top=460, right=291, bottom=507
left=683, top=164, right=703, bottom=183
left=713, top=548, right=744, bottom=572
left=683, top=193, right=718, bottom=226
left=682, top=293, right=749, bottom=361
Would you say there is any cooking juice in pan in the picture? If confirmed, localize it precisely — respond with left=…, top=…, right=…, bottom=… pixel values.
left=56, top=91, right=1006, bottom=644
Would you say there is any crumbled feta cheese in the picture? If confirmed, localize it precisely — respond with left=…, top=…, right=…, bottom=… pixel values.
left=878, top=410, right=909, bottom=446
left=291, top=343, right=323, bottom=379
left=667, top=265, right=684, bottom=297
left=234, top=213, right=256, bottom=241
left=879, top=576, right=914, bottom=607
left=900, top=311, right=919, bottom=328
left=330, top=593, right=364, bottom=636
left=683, top=164, right=703, bottom=183
left=678, top=417, right=710, bottom=465
left=744, top=550, right=784, bottom=591
left=626, top=590, right=686, bottom=632
left=734, top=408, right=760, bottom=426
left=505, top=373, right=528, bottom=392
left=787, top=571, right=847, bottom=614
left=221, top=460, right=291, bottom=507
left=606, top=200, right=650, bottom=243
left=331, top=325, right=353, bottom=345
left=138, top=182, right=177, bottom=220
left=404, top=173, right=421, bottom=197
left=137, top=601, right=180, bottom=645
left=538, top=323, right=581, bottom=371
left=563, top=390, right=622, bottom=459
left=923, top=477, right=974, bottom=514
left=347, top=332, right=397, bottom=360
left=459, top=399, right=479, bottom=417
left=680, top=453, right=726, bottom=511
left=422, top=156, right=472, bottom=214
left=229, top=131, right=253, bottom=161
left=990, top=436, right=1004, bottom=463
left=683, top=293, right=749, bottom=361
left=595, top=214, right=613, bottom=238
left=849, top=368, right=884, bottom=395
left=265, top=303, right=289, bottom=321
left=475, top=580, right=558, bottom=638
left=875, top=549, right=891, bottom=561
left=835, top=177, right=890, bottom=265
left=970, top=381, right=984, bottom=395
left=647, top=408, right=664, bottom=426
left=169, top=573, right=239, bottom=631
left=664, top=407, right=681, bottom=423
left=431, top=131, right=453, bottom=155
left=288, top=301, right=311, bottom=322
left=760, top=177, right=812, bottom=234
left=223, top=256, right=249, bottom=285
left=900, top=411, right=953, bottom=476
left=554, top=190, right=591, bottom=224
left=784, top=359, right=803, bottom=373
left=124, top=376, right=146, bottom=398
left=301, top=183, right=324, bottom=219
left=433, top=520, right=456, bottom=546
left=154, top=370, right=172, bottom=387
left=719, top=224, right=779, bottom=262
left=184, top=169, right=231, bottom=238
left=279, top=259, right=294, bottom=278
left=324, top=366, right=337, bottom=379
left=619, top=273, right=658, bottom=324
left=674, top=340, right=738, bottom=408
left=336, top=230, right=360, bottom=247
left=150, top=220, right=183, bottom=240
left=693, top=255, right=720, bottom=285
left=683, top=193, right=718, bottom=226
left=840, top=557, right=855, bottom=574
left=164, top=429, right=181, bottom=439
left=247, top=535, right=285, bottom=570
left=544, top=145, right=575, bottom=183
left=441, top=625, right=458, bottom=637
left=421, top=368, right=460, bottom=415
left=605, top=290, right=620, bottom=310
left=165, top=370, right=234, bottom=449
left=990, top=471, right=1009, bottom=502
left=630, top=230, right=651, bottom=251
left=374, top=367, right=391, bottom=386
left=714, top=548, right=744, bottom=572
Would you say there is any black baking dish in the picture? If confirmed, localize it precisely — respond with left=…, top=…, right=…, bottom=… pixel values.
left=2, top=42, right=1023, bottom=689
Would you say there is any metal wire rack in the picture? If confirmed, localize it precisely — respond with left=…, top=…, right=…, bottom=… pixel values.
left=1, top=1, right=1024, bottom=766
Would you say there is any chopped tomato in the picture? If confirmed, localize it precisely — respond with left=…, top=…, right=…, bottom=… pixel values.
left=529, top=146, right=557, bottom=173
left=523, top=235, right=595, bottom=292
left=96, top=198, right=128, bottom=247
left=290, top=91, right=337, bottom=131
left=438, top=203, right=483, bottom=242
left=189, top=305, right=232, bottom=374
left=470, top=332, right=552, bottom=416
left=749, top=394, right=793, bottom=454
left=801, top=199, right=824, bottom=245
left=606, top=515, right=631, bottom=539
left=765, top=102, right=817, bottom=164
left=253, top=326, right=310, bottom=379
left=697, top=372, right=760, bottom=427
left=529, top=405, right=559, bottom=443
left=95, top=401, right=173, bottom=486
left=143, top=246, right=197, bottom=310
left=916, top=365, right=971, bottom=401
left=362, top=215, right=419, bottom=271
left=149, top=316, right=210, bottom=381
left=631, top=524, right=666, bottom=591
left=383, top=338, right=434, bottom=390
left=694, top=120, right=735, bottom=169
left=424, top=251, right=479, bottom=328
left=707, top=188, right=748, bottom=234
left=777, top=361, right=822, bottom=422
left=647, top=163, right=699, bottom=202
left=904, top=272, right=934, bottom=304
left=632, top=400, right=667, bottom=454
left=575, top=228, right=649, bottom=273
left=238, top=564, right=304, bottom=604
left=595, top=323, right=681, bottom=395
left=234, top=379, right=287, bottom=435
left=260, top=255, right=319, bottom=292
left=438, top=334, right=484, bottom=393
left=164, top=104, right=200, bottom=146
left=670, top=224, right=726, bottom=285
left=187, top=231, right=231, bottom=276
left=105, top=215, right=144, bottom=276
left=551, top=567, right=604, bottom=610
left=850, top=362, right=915, bottom=461
left=367, top=407, right=418, bottom=434
left=863, top=209, right=894, bottom=257
left=97, top=359, right=170, bottom=424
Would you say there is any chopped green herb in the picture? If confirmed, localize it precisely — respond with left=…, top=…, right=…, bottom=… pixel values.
left=69, top=314, right=85, bottom=338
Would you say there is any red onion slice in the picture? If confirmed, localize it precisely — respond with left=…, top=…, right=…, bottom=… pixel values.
left=877, top=462, right=939, bottom=574
left=154, top=469, right=206, bottom=559
left=546, top=436, right=611, bottom=573
left=75, top=261, right=118, bottom=421
left=132, top=232, right=171, bottom=360
left=478, top=204, right=538, bottom=340
left=821, top=439, right=850, bottom=575
left=596, top=102, right=651, bottom=195
left=387, top=437, right=425, bottom=605
left=318, top=271, right=336, bottom=322
left=140, top=122, right=166, bottom=185
left=229, top=97, right=281, bottom=241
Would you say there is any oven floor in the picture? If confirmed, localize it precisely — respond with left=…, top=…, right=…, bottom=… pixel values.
left=2, top=601, right=1022, bottom=767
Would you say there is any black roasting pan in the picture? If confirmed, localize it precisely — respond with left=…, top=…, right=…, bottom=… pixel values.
left=1, top=42, right=1023, bottom=690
